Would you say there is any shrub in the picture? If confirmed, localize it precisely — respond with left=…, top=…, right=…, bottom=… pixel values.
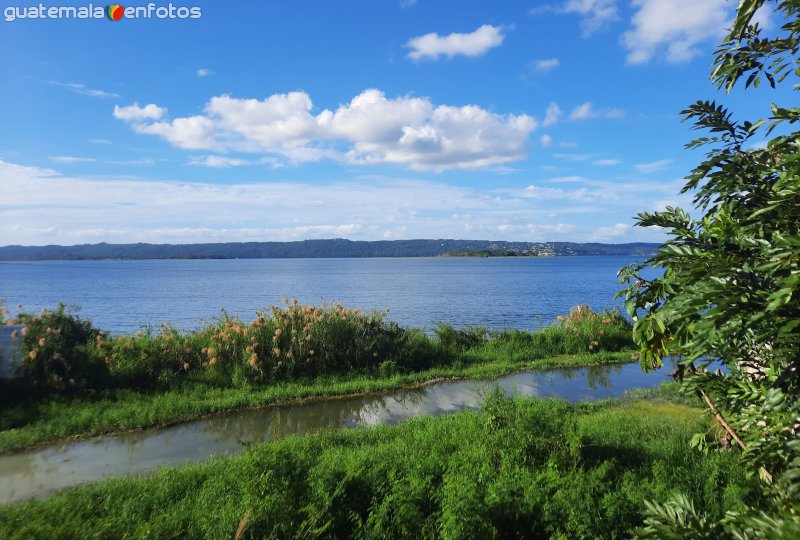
left=486, top=305, right=633, bottom=360
left=86, top=300, right=443, bottom=389
left=101, top=324, right=199, bottom=389
left=618, top=1, right=800, bottom=534
left=10, top=304, right=107, bottom=390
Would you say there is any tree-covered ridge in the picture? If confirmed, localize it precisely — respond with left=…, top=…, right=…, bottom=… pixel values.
left=0, top=239, right=659, bottom=261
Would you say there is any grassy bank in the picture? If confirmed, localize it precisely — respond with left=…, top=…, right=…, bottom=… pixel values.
left=0, top=351, right=631, bottom=453
left=1, top=302, right=636, bottom=452
left=0, top=394, right=764, bottom=539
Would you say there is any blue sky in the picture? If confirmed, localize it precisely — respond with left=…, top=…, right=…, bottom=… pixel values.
left=0, top=0, right=789, bottom=245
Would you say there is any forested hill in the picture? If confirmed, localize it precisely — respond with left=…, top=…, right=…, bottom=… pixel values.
left=0, top=239, right=660, bottom=261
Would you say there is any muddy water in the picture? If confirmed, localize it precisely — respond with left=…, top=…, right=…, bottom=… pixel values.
left=0, top=360, right=672, bottom=504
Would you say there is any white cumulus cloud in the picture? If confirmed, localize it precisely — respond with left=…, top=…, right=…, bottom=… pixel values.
left=113, top=103, right=167, bottom=121
left=115, top=89, right=538, bottom=172
left=406, top=24, right=505, bottom=60
left=622, top=0, right=729, bottom=64
left=134, top=116, right=217, bottom=150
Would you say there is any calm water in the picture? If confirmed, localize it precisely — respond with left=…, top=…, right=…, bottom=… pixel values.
left=0, top=256, right=646, bottom=333
left=0, top=359, right=672, bottom=503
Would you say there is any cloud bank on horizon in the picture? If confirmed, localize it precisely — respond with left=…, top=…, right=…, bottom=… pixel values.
left=0, top=159, right=688, bottom=245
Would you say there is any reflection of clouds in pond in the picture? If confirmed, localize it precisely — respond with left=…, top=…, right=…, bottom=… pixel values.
left=495, top=363, right=646, bottom=400
left=353, top=383, right=481, bottom=426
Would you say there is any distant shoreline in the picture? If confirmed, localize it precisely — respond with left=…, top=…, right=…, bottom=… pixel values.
left=0, top=239, right=660, bottom=262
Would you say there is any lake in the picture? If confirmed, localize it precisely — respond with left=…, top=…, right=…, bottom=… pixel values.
left=0, top=256, right=649, bottom=333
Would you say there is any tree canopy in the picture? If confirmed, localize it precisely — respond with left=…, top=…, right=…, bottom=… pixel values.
left=618, top=1, right=800, bottom=537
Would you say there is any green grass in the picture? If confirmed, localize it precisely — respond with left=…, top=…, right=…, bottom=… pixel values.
left=0, top=395, right=764, bottom=539
left=0, top=351, right=633, bottom=453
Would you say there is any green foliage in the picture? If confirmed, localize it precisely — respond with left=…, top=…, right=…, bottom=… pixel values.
left=9, top=305, right=106, bottom=391
left=637, top=494, right=726, bottom=539
left=7, top=300, right=437, bottom=392
left=433, top=322, right=488, bottom=353
left=464, top=306, right=633, bottom=365
left=3, top=302, right=631, bottom=398
left=618, top=0, right=800, bottom=535
left=0, top=398, right=762, bottom=539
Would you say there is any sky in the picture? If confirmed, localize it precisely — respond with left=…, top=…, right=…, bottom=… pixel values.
left=0, top=0, right=790, bottom=246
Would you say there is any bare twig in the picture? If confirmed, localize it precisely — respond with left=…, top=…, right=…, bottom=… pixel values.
left=699, top=388, right=774, bottom=484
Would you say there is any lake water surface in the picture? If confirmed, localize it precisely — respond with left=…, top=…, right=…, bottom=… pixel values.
left=0, top=256, right=647, bottom=333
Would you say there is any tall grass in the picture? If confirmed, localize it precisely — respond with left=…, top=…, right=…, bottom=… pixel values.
left=463, top=304, right=633, bottom=364
left=0, top=396, right=764, bottom=539
left=3, top=301, right=632, bottom=398
left=4, top=301, right=446, bottom=394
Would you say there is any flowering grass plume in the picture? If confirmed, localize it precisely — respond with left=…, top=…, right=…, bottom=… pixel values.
left=3, top=301, right=632, bottom=394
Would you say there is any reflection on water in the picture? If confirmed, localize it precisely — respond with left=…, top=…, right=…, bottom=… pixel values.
left=0, top=360, right=672, bottom=504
